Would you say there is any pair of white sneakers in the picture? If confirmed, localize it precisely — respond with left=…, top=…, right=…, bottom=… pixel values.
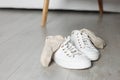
left=54, top=30, right=100, bottom=69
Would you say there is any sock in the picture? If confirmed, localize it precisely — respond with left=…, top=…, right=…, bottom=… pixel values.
left=40, top=35, right=64, bottom=67
left=80, top=28, right=106, bottom=49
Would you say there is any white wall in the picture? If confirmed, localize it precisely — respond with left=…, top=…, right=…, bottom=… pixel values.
left=0, top=0, right=120, bottom=12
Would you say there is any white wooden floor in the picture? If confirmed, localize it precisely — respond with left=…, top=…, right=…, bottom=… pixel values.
left=0, top=9, right=120, bottom=80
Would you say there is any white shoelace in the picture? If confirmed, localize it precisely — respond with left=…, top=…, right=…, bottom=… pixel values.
left=61, top=36, right=80, bottom=57
left=73, top=32, right=93, bottom=49
left=81, top=32, right=95, bottom=49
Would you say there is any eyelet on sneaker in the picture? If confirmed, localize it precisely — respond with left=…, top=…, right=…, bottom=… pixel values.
left=73, top=55, right=75, bottom=58
left=76, top=33, right=79, bottom=35
left=66, top=54, right=69, bottom=56
left=80, top=33, right=82, bottom=35
left=66, top=54, right=72, bottom=57
left=74, top=50, right=76, bottom=52
left=64, top=51, right=67, bottom=53
left=79, top=44, right=81, bottom=46
left=83, top=40, right=85, bottom=42
left=79, top=45, right=82, bottom=48
left=71, top=51, right=74, bottom=53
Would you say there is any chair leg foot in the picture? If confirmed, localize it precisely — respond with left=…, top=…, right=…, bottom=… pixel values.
left=98, top=0, right=103, bottom=15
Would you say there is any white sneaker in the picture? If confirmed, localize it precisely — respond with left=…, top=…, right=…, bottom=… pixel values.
left=71, top=30, right=100, bottom=61
left=54, top=36, right=91, bottom=69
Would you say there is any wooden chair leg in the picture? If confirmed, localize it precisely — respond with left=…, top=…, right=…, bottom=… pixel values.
left=41, top=0, right=49, bottom=27
left=98, top=0, right=103, bottom=15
